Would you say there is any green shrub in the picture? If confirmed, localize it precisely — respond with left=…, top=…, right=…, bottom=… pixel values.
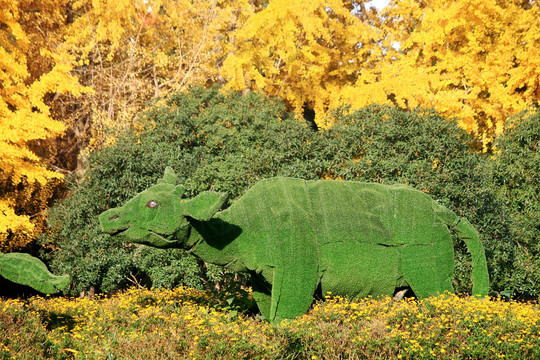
left=42, top=87, right=514, bottom=296
left=490, top=109, right=540, bottom=297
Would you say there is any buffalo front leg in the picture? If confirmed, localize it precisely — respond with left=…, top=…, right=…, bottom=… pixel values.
left=268, top=266, right=319, bottom=324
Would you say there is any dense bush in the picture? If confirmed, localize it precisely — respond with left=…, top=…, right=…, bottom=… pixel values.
left=43, top=86, right=515, bottom=297
left=490, top=109, right=540, bottom=297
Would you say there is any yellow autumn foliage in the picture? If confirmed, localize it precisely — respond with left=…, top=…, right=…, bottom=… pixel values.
left=62, top=0, right=254, bottom=149
left=222, top=0, right=381, bottom=129
left=0, top=0, right=84, bottom=251
left=376, top=0, right=540, bottom=147
left=222, top=0, right=539, bottom=147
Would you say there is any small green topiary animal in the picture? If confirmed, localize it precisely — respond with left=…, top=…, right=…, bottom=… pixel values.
left=0, top=253, right=70, bottom=294
left=100, top=167, right=489, bottom=323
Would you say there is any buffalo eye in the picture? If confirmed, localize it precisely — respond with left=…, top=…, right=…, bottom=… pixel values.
left=146, top=200, right=159, bottom=208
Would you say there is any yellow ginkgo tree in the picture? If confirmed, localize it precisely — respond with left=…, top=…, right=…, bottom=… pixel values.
left=62, top=0, right=254, bottom=149
left=0, top=0, right=83, bottom=251
left=375, top=0, right=540, bottom=148
left=222, top=0, right=540, bottom=147
left=221, top=0, right=382, bottom=129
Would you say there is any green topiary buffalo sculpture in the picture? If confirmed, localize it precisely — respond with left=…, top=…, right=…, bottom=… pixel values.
left=100, top=167, right=489, bottom=323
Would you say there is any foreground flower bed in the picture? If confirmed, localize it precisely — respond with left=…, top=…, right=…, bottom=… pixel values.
left=1, top=288, right=539, bottom=359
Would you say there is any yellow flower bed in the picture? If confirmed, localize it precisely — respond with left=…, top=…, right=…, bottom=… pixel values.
left=0, top=288, right=538, bottom=359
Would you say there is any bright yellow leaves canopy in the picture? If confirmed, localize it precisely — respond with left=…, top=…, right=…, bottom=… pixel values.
left=222, top=0, right=381, bottom=128
left=222, top=0, right=540, bottom=143
left=379, top=0, right=540, bottom=144
left=0, top=0, right=83, bottom=251
left=64, top=0, right=253, bottom=148
left=62, top=0, right=538, bottom=144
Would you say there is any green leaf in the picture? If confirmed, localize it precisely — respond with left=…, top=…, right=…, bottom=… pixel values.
left=0, top=253, right=70, bottom=294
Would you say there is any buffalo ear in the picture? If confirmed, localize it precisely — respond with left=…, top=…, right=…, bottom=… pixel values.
left=183, top=192, right=228, bottom=221
left=174, top=185, right=185, bottom=197
left=158, top=167, right=178, bottom=185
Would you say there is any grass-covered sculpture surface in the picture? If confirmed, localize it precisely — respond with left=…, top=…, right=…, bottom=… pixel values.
left=100, top=167, right=489, bottom=323
left=0, top=252, right=70, bottom=294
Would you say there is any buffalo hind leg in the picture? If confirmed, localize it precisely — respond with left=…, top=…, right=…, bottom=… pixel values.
left=251, top=278, right=272, bottom=321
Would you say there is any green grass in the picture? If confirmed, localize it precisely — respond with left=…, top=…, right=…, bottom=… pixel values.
left=1, top=287, right=539, bottom=359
